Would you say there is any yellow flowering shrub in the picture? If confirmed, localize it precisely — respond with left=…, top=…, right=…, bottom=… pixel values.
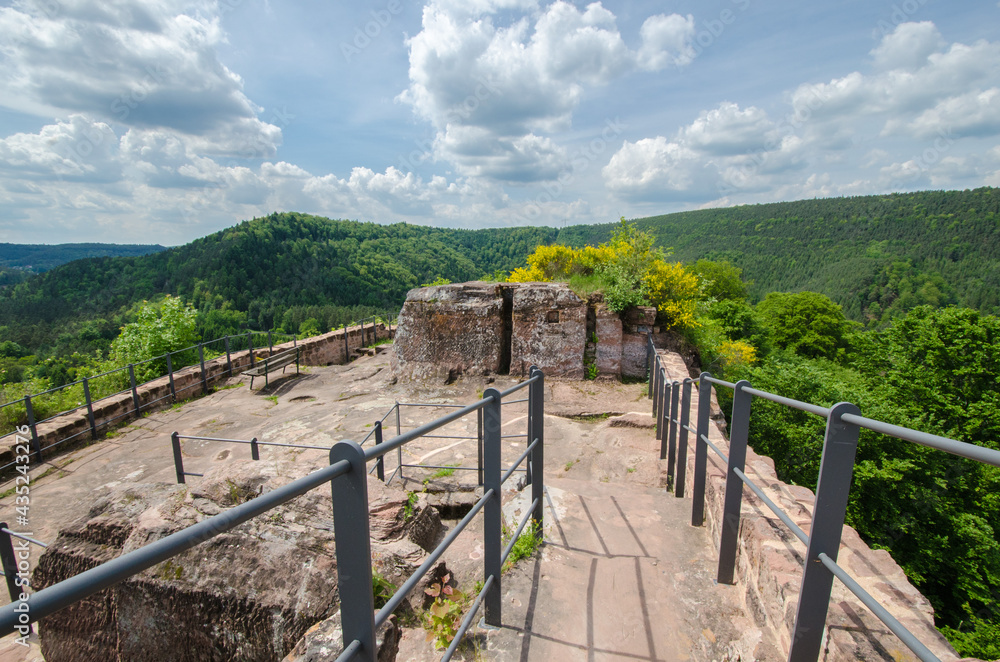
left=507, top=265, right=548, bottom=282
left=717, top=340, right=757, bottom=368
left=643, top=261, right=700, bottom=329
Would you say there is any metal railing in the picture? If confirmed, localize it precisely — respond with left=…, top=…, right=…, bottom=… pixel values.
left=0, top=367, right=545, bottom=662
left=169, top=395, right=533, bottom=491
left=0, top=313, right=396, bottom=475
left=646, top=335, right=1000, bottom=662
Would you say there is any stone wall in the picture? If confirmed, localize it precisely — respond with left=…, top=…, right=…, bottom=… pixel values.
left=33, top=456, right=424, bottom=662
left=511, top=283, right=587, bottom=378
left=0, top=322, right=392, bottom=472
left=392, top=281, right=663, bottom=381
left=654, top=350, right=974, bottom=662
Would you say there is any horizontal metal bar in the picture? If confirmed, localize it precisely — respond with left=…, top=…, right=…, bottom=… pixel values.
left=704, top=376, right=736, bottom=389
left=441, top=574, right=495, bottom=662
left=501, top=497, right=541, bottom=568
left=0, top=458, right=352, bottom=635
left=334, top=638, right=361, bottom=662
left=1, top=529, right=48, bottom=548
left=415, top=435, right=478, bottom=440
left=743, top=387, right=831, bottom=418
left=499, top=374, right=540, bottom=398
left=374, top=488, right=494, bottom=627
left=400, top=464, right=477, bottom=472
left=397, top=403, right=469, bottom=409
left=502, top=438, right=539, bottom=485
left=366, top=397, right=494, bottom=462
left=682, top=423, right=697, bottom=434
left=183, top=472, right=205, bottom=477
left=39, top=426, right=90, bottom=453
left=841, top=414, right=1000, bottom=467
left=732, top=468, right=808, bottom=546
left=817, top=553, right=940, bottom=662
left=503, top=398, right=529, bottom=405
left=500, top=434, right=527, bottom=439
left=702, top=434, right=729, bottom=465
left=177, top=434, right=254, bottom=443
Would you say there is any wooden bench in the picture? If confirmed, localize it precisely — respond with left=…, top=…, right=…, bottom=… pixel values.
left=244, top=347, right=299, bottom=389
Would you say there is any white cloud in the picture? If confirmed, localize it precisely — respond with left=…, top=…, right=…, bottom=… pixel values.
left=605, top=22, right=1000, bottom=203
left=398, top=1, right=694, bottom=182
left=0, top=0, right=281, bottom=156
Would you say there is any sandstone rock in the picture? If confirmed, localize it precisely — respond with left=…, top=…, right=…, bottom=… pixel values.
left=623, top=306, right=656, bottom=330
left=510, top=282, right=586, bottom=377
left=33, top=456, right=421, bottom=662
left=281, top=610, right=400, bottom=662
left=594, top=303, right=623, bottom=378
left=392, top=281, right=506, bottom=382
left=620, top=332, right=649, bottom=379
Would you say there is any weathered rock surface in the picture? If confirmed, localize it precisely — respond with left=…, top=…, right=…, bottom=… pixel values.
left=510, top=282, right=586, bottom=377
left=392, top=281, right=506, bottom=382
left=281, top=611, right=400, bottom=662
left=593, top=302, right=623, bottom=377
left=32, top=456, right=434, bottom=662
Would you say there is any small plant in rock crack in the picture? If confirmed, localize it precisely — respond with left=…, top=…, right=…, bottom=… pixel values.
left=423, top=573, right=465, bottom=650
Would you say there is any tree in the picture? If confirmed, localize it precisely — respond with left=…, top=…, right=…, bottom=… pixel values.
left=110, top=296, right=200, bottom=382
left=756, top=291, right=852, bottom=360
left=690, top=259, right=748, bottom=302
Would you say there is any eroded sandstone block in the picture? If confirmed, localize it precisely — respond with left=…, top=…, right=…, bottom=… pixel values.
left=33, top=457, right=434, bottom=662
left=392, top=281, right=505, bottom=382
left=510, top=282, right=586, bottom=378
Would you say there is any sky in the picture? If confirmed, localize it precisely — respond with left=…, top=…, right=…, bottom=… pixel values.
left=1, top=0, right=999, bottom=245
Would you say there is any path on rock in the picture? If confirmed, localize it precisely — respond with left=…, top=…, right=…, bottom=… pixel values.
left=0, top=350, right=776, bottom=662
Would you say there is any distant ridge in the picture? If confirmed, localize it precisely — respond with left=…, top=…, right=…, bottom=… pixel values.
left=0, top=242, right=167, bottom=272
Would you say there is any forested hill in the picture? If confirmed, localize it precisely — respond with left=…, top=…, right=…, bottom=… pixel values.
left=0, top=242, right=166, bottom=271
left=0, top=213, right=556, bottom=351
left=561, top=187, right=1000, bottom=323
left=3, top=187, right=999, bottom=353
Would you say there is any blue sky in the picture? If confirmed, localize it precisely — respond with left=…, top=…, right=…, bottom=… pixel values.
left=1, top=0, right=999, bottom=245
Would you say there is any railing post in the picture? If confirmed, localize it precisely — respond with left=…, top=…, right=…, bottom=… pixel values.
left=656, top=366, right=665, bottom=444
left=646, top=334, right=653, bottom=398
left=128, top=364, right=140, bottom=415
left=374, top=422, right=384, bottom=482
left=692, top=372, right=712, bottom=527
left=23, top=396, right=40, bottom=463
left=482, top=387, right=503, bottom=626
left=395, top=403, right=403, bottom=481
left=667, top=380, right=680, bottom=484
left=329, top=441, right=376, bottom=662
left=529, top=367, right=544, bottom=534
left=198, top=343, right=208, bottom=394
left=225, top=336, right=233, bottom=376
left=788, top=402, right=862, bottom=662
left=676, top=378, right=692, bottom=498
left=250, top=436, right=259, bottom=461
left=658, top=370, right=669, bottom=459
left=171, top=432, right=185, bottom=484
left=717, top=380, right=752, bottom=584
left=166, top=354, right=177, bottom=403
left=0, top=524, right=20, bottom=605
left=652, top=354, right=661, bottom=417
left=264, top=356, right=270, bottom=389
left=83, top=378, right=97, bottom=441
left=477, top=408, right=484, bottom=487
left=248, top=332, right=255, bottom=368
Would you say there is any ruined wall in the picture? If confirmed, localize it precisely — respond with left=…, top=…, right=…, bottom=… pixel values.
left=510, top=283, right=587, bottom=378
left=0, top=323, right=392, bottom=471
left=391, top=281, right=506, bottom=382
left=393, top=281, right=664, bottom=381
left=654, top=350, right=970, bottom=662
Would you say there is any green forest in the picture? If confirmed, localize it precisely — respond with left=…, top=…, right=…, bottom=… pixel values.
left=1, top=190, right=999, bottom=656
